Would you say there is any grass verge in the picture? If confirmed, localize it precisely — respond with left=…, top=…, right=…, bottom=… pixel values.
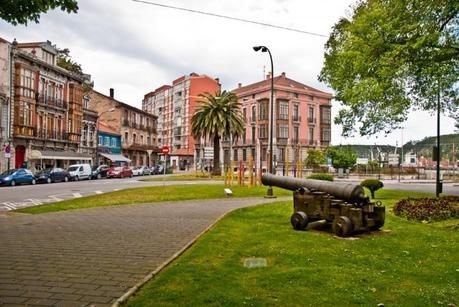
left=140, top=173, right=225, bottom=181
left=126, top=189, right=458, bottom=306
left=14, top=184, right=290, bottom=214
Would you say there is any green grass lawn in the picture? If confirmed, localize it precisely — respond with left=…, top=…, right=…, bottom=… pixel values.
left=140, top=173, right=225, bottom=181
left=127, top=189, right=459, bottom=306
left=14, top=184, right=290, bottom=214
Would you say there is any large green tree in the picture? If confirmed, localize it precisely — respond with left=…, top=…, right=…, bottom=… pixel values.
left=0, top=0, right=78, bottom=25
left=319, top=0, right=458, bottom=137
left=326, top=146, right=357, bottom=169
left=304, top=149, right=326, bottom=168
left=191, top=90, right=245, bottom=176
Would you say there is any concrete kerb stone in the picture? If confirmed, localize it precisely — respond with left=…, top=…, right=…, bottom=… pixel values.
left=112, top=196, right=290, bottom=306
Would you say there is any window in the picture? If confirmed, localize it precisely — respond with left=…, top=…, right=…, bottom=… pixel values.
left=309, top=127, right=314, bottom=144
left=233, top=149, right=238, bottom=161
left=105, top=136, right=109, bottom=146
left=278, top=124, right=288, bottom=138
left=242, top=108, right=246, bottom=121
left=242, top=149, right=247, bottom=161
left=294, top=93, right=299, bottom=99
left=251, top=105, right=256, bottom=122
left=259, top=101, right=268, bottom=120
left=259, top=124, right=268, bottom=138
left=321, top=128, right=331, bottom=142
left=98, top=136, right=102, bottom=145
left=293, top=127, right=299, bottom=143
left=278, top=101, right=289, bottom=120
left=140, top=135, right=144, bottom=144
left=124, top=132, right=129, bottom=143
left=308, top=106, right=315, bottom=123
left=82, top=126, right=88, bottom=141
left=20, top=68, right=35, bottom=98
left=321, top=107, right=331, bottom=124
left=293, top=104, right=299, bottom=121
left=278, top=148, right=285, bottom=162
left=252, top=126, right=256, bottom=144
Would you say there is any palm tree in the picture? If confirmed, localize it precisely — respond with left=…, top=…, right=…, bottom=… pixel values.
left=191, top=90, right=245, bottom=176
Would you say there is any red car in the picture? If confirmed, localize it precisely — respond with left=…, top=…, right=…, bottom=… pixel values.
left=107, top=166, right=133, bottom=178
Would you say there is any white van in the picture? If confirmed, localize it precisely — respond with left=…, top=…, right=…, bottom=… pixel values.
left=67, top=164, right=92, bottom=181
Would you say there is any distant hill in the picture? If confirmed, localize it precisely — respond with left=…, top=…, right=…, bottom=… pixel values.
left=344, top=134, right=459, bottom=160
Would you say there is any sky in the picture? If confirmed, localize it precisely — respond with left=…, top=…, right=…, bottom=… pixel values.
left=0, top=0, right=457, bottom=146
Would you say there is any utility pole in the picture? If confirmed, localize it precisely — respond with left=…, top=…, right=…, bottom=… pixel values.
left=435, top=83, right=441, bottom=197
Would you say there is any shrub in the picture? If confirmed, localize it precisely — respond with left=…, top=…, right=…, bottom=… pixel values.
left=307, top=173, right=334, bottom=181
left=393, top=196, right=459, bottom=222
left=360, top=179, right=384, bottom=199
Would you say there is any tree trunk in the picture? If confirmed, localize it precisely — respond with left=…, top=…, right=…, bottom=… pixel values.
left=212, top=134, right=221, bottom=176
left=370, top=190, right=375, bottom=199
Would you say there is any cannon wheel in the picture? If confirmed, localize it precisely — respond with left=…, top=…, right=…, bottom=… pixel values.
left=332, top=216, right=353, bottom=237
left=370, top=220, right=385, bottom=231
left=291, top=211, right=308, bottom=230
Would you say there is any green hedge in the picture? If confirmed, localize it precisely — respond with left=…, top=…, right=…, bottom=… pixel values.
left=307, top=173, right=334, bottom=181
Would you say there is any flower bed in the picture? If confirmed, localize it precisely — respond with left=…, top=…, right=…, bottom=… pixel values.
left=393, top=196, right=459, bottom=222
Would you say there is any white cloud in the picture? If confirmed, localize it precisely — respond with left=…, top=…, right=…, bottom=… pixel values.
left=0, top=0, right=456, bottom=146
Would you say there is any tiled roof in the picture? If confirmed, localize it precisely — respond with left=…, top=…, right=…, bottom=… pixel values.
left=232, top=73, right=332, bottom=98
left=98, top=122, right=120, bottom=135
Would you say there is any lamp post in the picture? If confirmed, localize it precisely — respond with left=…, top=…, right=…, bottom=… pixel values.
left=96, top=107, right=115, bottom=166
left=253, top=45, right=275, bottom=197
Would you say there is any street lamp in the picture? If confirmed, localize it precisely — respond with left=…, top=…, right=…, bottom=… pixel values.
left=253, top=45, right=275, bottom=197
left=96, top=107, right=116, bottom=165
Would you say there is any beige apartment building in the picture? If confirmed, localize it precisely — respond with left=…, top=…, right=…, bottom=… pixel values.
left=89, top=89, right=159, bottom=166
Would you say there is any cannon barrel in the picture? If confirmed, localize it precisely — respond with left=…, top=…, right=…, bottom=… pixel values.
left=261, top=173, right=367, bottom=204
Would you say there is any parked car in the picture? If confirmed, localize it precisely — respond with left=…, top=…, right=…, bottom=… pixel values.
left=36, top=168, right=70, bottom=183
left=131, top=166, right=143, bottom=176
left=91, top=165, right=110, bottom=179
left=107, top=166, right=133, bottom=178
left=152, top=165, right=164, bottom=175
left=0, top=168, right=36, bottom=186
left=142, top=166, right=151, bottom=176
left=67, top=164, right=92, bottom=181
left=135, top=166, right=150, bottom=176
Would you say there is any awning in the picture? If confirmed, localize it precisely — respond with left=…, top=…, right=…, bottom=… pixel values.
left=29, top=150, right=92, bottom=161
left=99, top=153, right=131, bottom=163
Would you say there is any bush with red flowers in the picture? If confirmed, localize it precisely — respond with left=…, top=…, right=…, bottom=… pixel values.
left=393, top=196, right=459, bottom=222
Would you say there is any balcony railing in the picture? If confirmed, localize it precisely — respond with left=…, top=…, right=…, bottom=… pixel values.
left=35, top=128, right=68, bottom=141
left=36, top=94, right=67, bottom=110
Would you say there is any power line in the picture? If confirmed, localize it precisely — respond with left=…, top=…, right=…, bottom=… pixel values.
left=131, top=0, right=328, bottom=38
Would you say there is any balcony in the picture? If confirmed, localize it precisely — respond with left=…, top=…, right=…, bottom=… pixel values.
left=122, top=141, right=159, bottom=152
left=35, top=128, right=68, bottom=141
left=36, top=94, right=67, bottom=110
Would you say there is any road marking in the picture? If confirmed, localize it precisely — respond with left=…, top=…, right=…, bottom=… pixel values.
left=95, top=191, right=103, bottom=194
left=25, top=199, right=43, bottom=205
left=72, top=193, right=82, bottom=198
left=113, top=189, right=120, bottom=191
left=1, top=203, right=16, bottom=210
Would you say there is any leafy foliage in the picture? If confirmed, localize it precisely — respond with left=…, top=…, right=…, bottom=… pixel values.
left=307, top=173, right=334, bottom=181
left=0, top=0, right=78, bottom=25
left=191, top=91, right=245, bottom=175
left=361, top=179, right=384, bottom=199
left=319, top=0, right=459, bottom=137
left=326, top=146, right=357, bottom=169
left=304, top=149, right=326, bottom=168
left=393, top=196, right=459, bottom=221
left=56, top=47, right=82, bottom=74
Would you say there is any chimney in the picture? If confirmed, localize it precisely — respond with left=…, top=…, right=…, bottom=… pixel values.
left=281, top=72, right=286, bottom=78
left=266, top=73, right=271, bottom=80
left=109, top=88, right=114, bottom=99
left=238, top=83, right=242, bottom=88
left=215, top=78, right=220, bottom=83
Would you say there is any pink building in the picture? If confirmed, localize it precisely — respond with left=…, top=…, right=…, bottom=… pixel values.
left=230, top=72, right=332, bottom=170
left=143, top=73, right=220, bottom=170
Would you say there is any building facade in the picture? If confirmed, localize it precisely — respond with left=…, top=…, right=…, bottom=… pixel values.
left=79, top=94, right=98, bottom=163
left=0, top=38, right=12, bottom=173
left=5, top=38, right=93, bottom=172
left=230, top=72, right=332, bottom=171
left=142, top=73, right=220, bottom=170
left=89, top=89, right=158, bottom=166
left=97, top=122, right=124, bottom=165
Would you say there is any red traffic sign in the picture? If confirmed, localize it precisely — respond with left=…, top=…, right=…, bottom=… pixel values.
left=161, top=146, right=170, bottom=155
left=4, top=144, right=10, bottom=154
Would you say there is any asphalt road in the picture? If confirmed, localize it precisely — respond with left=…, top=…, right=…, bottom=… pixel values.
left=0, top=176, right=219, bottom=211
left=0, top=176, right=457, bottom=211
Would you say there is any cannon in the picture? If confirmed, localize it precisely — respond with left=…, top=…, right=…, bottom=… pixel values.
left=262, top=174, right=385, bottom=237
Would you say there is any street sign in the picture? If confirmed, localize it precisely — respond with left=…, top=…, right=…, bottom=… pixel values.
left=146, top=150, right=153, bottom=156
left=356, top=158, right=369, bottom=165
left=3, top=144, right=11, bottom=158
left=161, top=146, right=170, bottom=155
left=204, top=147, right=213, bottom=159
left=388, top=153, right=399, bottom=166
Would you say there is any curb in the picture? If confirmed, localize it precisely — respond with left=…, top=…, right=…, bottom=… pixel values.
left=111, top=197, right=289, bottom=306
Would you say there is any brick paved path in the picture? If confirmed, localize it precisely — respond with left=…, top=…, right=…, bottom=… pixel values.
left=0, top=197, right=288, bottom=306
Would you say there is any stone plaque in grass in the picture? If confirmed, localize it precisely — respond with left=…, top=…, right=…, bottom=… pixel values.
left=243, top=257, right=267, bottom=268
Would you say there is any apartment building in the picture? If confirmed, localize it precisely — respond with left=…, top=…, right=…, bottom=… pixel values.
left=79, top=94, right=98, bottom=162
left=143, top=73, right=220, bottom=170
left=230, top=72, right=332, bottom=170
left=89, top=89, right=158, bottom=166
left=4, top=38, right=94, bottom=171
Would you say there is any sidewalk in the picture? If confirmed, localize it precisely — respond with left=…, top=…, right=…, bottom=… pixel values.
left=0, top=197, right=289, bottom=306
